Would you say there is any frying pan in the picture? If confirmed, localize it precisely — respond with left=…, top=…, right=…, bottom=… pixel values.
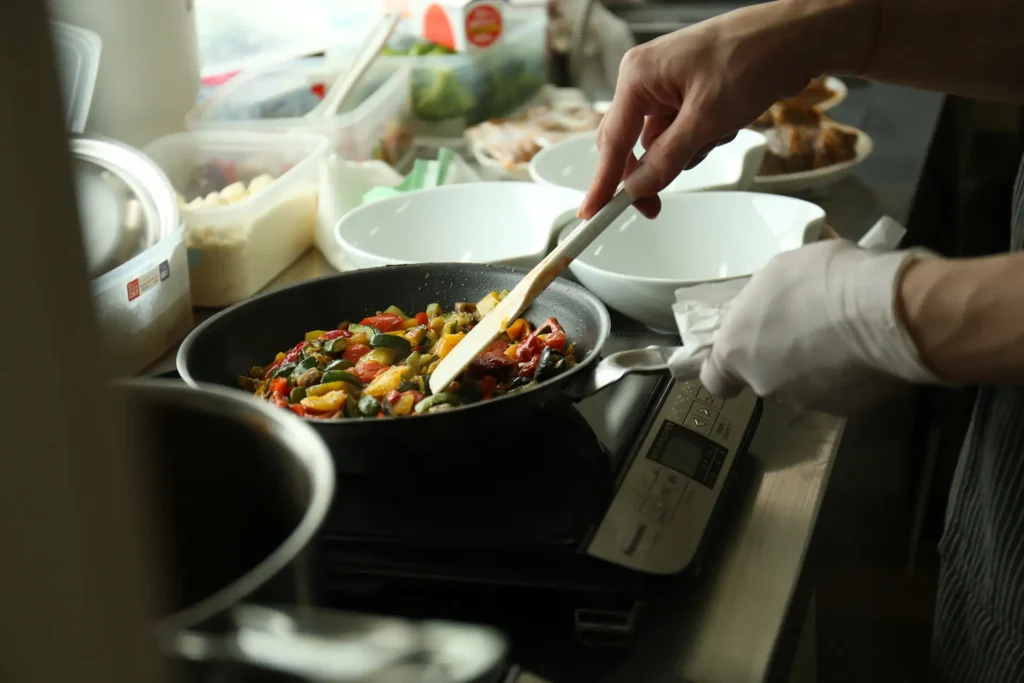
left=177, top=263, right=702, bottom=474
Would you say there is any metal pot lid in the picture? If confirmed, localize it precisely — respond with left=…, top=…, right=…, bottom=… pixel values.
left=71, top=136, right=179, bottom=279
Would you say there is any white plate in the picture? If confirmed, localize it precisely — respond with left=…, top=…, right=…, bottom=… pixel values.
left=555, top=191, right=825, bottom=331
left=333, top=181, right=585, bottom=270
left=529, top=129, right=768, bottom=194
left=751, top=124, right=873, bottom=195
left=471, top=140, right=534, bottom=181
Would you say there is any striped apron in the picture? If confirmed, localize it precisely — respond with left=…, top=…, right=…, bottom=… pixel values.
left=930, top=158, right=1024, bottom=682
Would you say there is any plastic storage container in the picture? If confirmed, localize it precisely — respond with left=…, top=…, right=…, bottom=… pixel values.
left=186, top=58, right=415, bottom=168
left=143, top=130, right=330, bottom=308
left=326, top=7, right=547, bottom=141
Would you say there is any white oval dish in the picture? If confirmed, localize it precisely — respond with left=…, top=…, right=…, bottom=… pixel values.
left=334, top=181, right=585, bottom=269
left=556, top=191, right=826, bottom=331
left=752, top=124, right=873, bottom=195
left=529, top=128, right=768, bottom=194
left=816, top=76, right=848, bottom=111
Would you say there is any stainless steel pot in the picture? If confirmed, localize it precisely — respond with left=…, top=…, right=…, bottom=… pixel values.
left=123, top=380, right=507, bottom=682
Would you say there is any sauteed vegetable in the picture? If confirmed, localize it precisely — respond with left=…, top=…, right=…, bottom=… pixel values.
left=239, top=290, right=577, bottom=419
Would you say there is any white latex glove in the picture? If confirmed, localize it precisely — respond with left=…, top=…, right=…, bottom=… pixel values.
left=699, top=239, right=941, bottom=414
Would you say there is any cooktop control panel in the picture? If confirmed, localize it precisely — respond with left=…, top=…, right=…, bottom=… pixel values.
left=587, top=380, right=760, bottom=574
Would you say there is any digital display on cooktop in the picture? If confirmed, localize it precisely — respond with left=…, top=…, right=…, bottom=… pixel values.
left=647, top=420, right=728, bottom=488
left=658, top=426, right=705, bottom=478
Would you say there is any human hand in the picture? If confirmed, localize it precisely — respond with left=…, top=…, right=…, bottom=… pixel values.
left=699, top=240, right=940, bottom=415
left=578, top=1, right=843, bottom=219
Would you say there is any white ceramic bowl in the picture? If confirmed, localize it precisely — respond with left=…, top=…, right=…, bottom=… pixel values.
left=334, top=182, right=585, bottom=269
left=752, top=124, right=873, bottom=195
left=529, top=129, right=768, bottom=194
left=557, top=191, right=826, bottom=331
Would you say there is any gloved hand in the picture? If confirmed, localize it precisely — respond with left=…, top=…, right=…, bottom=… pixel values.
left=699, top=239, right=941, bottom=414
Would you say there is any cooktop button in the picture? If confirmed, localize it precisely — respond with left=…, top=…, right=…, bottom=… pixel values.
left=696, top=387, right=724, bottom=409
left=634, top=466, right=659, bottom=496
left=640, top=499, right=666, bottom=522
left=684, top=411, right=713, bottom=436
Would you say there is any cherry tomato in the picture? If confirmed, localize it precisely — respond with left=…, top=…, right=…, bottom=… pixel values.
left=353, top=359, right=385, bottom=384
left=343, top=343, right=371, bottom=364
left=415, top=312, right=429, bottom=326
left=518, top=355, right=541, bottom=377
left=360, top=313, right=405, bottom=332
left=480, top=375, right=497, bottom=400
left=470, top=351, right=516, bottom=373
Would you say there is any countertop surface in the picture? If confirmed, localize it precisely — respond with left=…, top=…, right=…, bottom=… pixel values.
left=149, top=81, right=944, bottom=683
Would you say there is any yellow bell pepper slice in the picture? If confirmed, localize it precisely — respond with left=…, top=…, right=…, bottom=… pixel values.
left=364, top=366, right=405, bottom=398
left=300, top=390, right=347, bottom=412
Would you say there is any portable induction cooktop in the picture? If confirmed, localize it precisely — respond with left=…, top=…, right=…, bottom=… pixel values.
left=317, top=314, right=763, bottom=645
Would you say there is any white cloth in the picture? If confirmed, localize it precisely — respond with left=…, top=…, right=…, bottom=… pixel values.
left=670, top=218, right=940, bottom=414
left=548, top=0, right=635, bottom=97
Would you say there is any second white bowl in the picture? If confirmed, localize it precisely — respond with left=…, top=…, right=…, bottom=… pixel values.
left=557, top=191, right=827, bottom=331
left=334, top=182, right=585, bottom=269
left=529, top=129, right=768, bottom=194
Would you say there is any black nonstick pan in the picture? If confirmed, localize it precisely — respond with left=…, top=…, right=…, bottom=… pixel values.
left=177, top=263, right=702, bottom=474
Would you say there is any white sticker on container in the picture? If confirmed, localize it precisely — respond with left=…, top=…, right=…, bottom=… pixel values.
left=126, top=259, right=170, bottom=303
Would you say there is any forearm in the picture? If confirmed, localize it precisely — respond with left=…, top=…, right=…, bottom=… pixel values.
left=783, top=0, right=1024, bottom=104
left=898, top=251, right=1024, bottom=384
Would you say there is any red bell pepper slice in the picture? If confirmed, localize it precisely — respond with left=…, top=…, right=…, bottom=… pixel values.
left=319, top=329, right=351, bottom=340
left=543, top=329, right=566, bottom=351
left=360, top=313, right=405, bottom=332
left=284, top=341, right=309, bottom=364
left=269, top=377, right=289, bottom=396
left=288, top=403, right=307, bottom=417
left=415, top=311, right=429, bottom=326
left=343, top=343, right=371, bottom=364
left=515, top=334, right=544, bottom=361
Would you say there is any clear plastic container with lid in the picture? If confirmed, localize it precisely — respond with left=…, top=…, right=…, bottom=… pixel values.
left=186, top=58, right=415, bottom=168
left=325, top=6, right=547, bottom=141
left=143, top=130, right=330, bottom=308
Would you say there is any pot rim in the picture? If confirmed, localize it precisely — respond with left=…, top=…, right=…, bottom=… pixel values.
left=119, top=379, right=335, bottom=636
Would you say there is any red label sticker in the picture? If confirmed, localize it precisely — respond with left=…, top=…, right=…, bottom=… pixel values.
left=127, top=279, right=141, bottom=302
left=465, top=4, right=502, bottom=48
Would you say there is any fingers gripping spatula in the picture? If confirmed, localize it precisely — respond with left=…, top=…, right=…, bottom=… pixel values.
left=428, top=188, right=635, bottom=396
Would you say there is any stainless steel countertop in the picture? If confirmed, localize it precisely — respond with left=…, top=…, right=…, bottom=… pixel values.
left=604, top=403, right=843, bottom=683
left=146, top=80, right=944, bottom=683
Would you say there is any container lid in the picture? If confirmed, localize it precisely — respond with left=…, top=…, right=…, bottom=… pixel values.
left=71, top=137, right=180, bottom=279
left=51, top=21, right=102, bottom=134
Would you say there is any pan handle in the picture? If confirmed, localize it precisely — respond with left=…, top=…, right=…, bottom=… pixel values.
left=166, top=604, right=506, bottom=682
left=566, top=344, right=710, bottom=400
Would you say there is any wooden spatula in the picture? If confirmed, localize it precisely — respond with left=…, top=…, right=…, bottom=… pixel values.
left=428, top=188, right=635, bottom=396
